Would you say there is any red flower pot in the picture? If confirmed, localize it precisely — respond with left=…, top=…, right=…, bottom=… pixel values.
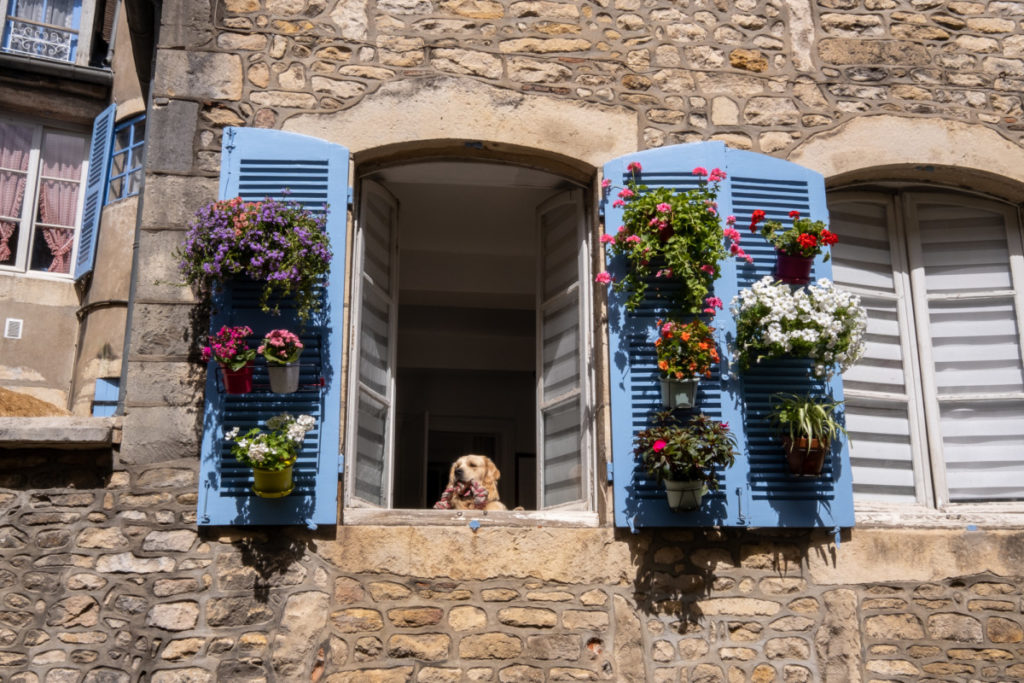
left=220, top=364, right=253, bottom=394
left=774, top=251, right=813, bottom=285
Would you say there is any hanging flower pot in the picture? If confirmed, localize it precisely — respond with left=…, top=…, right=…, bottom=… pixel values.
left=252, top=464, right=295, bottom=498
left=782, top=437, right=829, bottom=477
left=663, top=479, right=707, bottom=511
left=268, top=363, right=300, bottom=394
left=774, top=250, right=813, bottom=285
left=220, top=363, right=254, bottom=394
left=660, top=377, right=699, bottom=409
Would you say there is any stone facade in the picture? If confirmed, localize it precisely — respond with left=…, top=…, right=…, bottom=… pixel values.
left=4, top=0, right=1024, bottom=680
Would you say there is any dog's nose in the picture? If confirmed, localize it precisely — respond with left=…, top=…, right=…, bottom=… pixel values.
left=455, top=467, right=465, bottom=480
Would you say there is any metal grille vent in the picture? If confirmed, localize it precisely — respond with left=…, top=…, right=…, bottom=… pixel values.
left=4, top=319, right=23, bottom=339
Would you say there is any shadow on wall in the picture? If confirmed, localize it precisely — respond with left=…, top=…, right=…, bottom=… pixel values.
left=233, top=533, right=319, bottom=603
left=622, top=528, right=839, bottom=633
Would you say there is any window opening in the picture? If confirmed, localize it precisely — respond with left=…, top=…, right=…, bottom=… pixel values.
left=2, top=0, right=81, bottom=62
left=107, top=115, right=145, bottom=203
left=345, top=160, right=593, bottom=513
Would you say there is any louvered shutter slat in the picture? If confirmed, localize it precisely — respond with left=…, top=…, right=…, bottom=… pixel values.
left=74, top=103, right=115, bottom=281
left=198, top=127, right=348, bottom=527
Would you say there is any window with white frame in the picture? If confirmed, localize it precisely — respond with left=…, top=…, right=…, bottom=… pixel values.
left=0, top=117, right=87, bottom=276
left=830, top=188, right=1024, bottom=507
left=344, top=161, right=596, bottom=517
left=1, top=0, right=82, bottom=62
left=107, top=115, right=144, bottom=203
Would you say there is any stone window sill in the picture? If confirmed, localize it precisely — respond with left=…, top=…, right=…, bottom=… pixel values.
left=0, top=417, right=122, bottom=450
left=856, top=501, right=1024, bottom=529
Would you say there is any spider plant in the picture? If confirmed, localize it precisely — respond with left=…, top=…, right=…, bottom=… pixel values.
left=767, top=393, right=847, bottom=452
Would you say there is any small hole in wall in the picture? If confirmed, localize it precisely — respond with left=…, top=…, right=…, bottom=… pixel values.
left=586, top=638, right=603, bottom=656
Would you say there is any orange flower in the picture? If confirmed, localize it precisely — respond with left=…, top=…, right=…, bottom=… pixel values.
left=658, top=360, right=668, bottom=371
left=680, top=332, right=691, bottom=342
left=698, top=342, right=708, bottom=350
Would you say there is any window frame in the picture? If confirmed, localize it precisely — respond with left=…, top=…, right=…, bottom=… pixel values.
left=340, top=173, right=600, bottom=527
left=106, top=114, right=145, bottom=204
left=832, top=185, right=1024, bottom=524
left=0, top=113, right=89, bottom=279
left=0, top=0, right=94, bottom=65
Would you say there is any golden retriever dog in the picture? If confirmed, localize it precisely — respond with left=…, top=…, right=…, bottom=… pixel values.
left=433, top=454, right=507, bottom=511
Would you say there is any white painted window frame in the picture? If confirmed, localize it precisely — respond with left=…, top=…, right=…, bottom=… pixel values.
left=0, top=113, right=88, bottom=280
left=835, top=187, right=1024, bottom=526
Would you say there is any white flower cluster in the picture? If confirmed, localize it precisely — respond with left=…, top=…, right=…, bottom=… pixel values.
left=224, top=413, right=317, bottom=468
left=731, top=276, right=867, bottom=377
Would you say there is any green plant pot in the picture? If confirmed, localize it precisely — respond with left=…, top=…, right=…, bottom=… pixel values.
left=660, top=377, right=699, bottom=409
left=252, top=465, right=294, bottom=498
left=663, top=478, right=707, bottom=511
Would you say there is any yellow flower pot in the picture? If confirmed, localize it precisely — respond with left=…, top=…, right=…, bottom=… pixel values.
left=252, top=464, right=294, bottom=498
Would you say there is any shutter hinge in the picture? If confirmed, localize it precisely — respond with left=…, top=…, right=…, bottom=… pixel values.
left=337, top=453, right=345, bottom=474
left=606, top=462, right=613, bottom=483
left=347, top=186, right=353, bottom=208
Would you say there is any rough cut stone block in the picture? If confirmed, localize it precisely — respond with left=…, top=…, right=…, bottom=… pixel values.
left=331, top=608, right=385, bottom=633
left=449, top=606, right=487, bottom=631
left=388, top=607, right=443, bottom=627
left=146, top=601, right=199, bottom=631
left=498, top=607, right=557, bottom=628
left=387, top=634, right=450, bottom=661
left=459, top=633, right=522, bottom=659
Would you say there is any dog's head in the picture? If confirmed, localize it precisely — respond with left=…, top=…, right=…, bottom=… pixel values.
left=449, top=454, right=500, bottom=489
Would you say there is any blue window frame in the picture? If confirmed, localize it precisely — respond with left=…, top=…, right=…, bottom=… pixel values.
left=107, top=115, right=145, bottom=203
left=2, top=0, right=82, bottom=62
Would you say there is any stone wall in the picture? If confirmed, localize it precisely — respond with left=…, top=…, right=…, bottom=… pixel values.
left=3, top=454, right=1024, bottom=681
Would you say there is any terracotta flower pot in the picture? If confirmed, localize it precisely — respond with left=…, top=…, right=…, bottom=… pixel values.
left=252, top=464, right=294, bottom=498
left=782, top=437, right=829, bottom=476
left=220, top=363, right=253, bottom=394
left=774, top=251, right=813, bottom=285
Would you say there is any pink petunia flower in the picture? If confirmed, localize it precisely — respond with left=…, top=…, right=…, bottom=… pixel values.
left=692, top=166, right=708, bottom=176
left=652, top=439, right=667, bottom=452
left=656, top=202, right=671, bottom=213
left=625, top=235, right=641, bottom=244
left=612, top=200, right=625, bottom=208
left=600, top=234, right=615, bottom=244
left=595, top=272, right=613, bottom=285
left=726, top=215, right=736, bottom=225
left=618, top=188, right=635, bottom=199
left=708, top=168, right=727, bottom=182
left=700, top=264, right=716, bottom=275
left=601, top=178, right=611, bottom=189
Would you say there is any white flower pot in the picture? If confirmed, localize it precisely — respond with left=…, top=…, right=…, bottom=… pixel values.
left=268, top=362, right=300, bottom=394
left=664, top=479, right=707, bottom=511
left=660, top=377, right=699, bottom=409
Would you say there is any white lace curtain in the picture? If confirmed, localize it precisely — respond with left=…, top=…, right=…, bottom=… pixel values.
left=37, top=131, right=84, bottom=273
left=10, top=0, right=77, bottom=28
left=0, top=122, right=32, bottom=265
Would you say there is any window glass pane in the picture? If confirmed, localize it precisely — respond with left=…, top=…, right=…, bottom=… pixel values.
left=6, top=0, right=78, bottom=60
left=108, top=176, right=123, bottom=201
left=917, top=202, right=1012, bottom=294
left=0, top=121, right=33, bottom=266
left=32, top=130, right=84, bottom=273
left=928, top=298, right=1024, bottom=395
left=354, top=394, right=388, bottom=505
left=113, top=125, right=131, bottom=154
left=542, top=294, right=579, bottom=401
left=127, top=170, right=142, bottom=197
left=359, top=285, right=390, bottom=396
left=363, top=193, right=393, bottom=294
left=542, top=397, right=582, bottom=507
left=941, top=401, right=1024, bottom=502
left=110, top=150, right=126, bottom=177
left=30, top=225, right=73, bottom=272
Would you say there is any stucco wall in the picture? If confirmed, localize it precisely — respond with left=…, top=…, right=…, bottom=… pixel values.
left=20, top=0, right=1023, bottom=680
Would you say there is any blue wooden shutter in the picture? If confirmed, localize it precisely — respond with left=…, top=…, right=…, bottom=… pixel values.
left=74, top=102, right=115, bottom=281
left=197, top=127, right=348, bottom=528
left=605, top=142, right=855, bottom=529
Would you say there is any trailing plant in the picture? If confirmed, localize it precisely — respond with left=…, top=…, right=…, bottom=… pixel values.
left=655, top=318, right=720, bottom=380
left=750, top=209, right=838, bottom=259
left=768, top=393, right=847, bottom=456
left=201, top=325, right=256, bottom=370
left=634, top=411, right=736, bottom=489
left=596, top=164, right=749, bottom=316
left=225, top=413, right=316, bottom=471
left=177, top=196, right=333, bottom=322
left=259, top=328, right=304, bottom=365
left=731, top=276, right=867, bottom=378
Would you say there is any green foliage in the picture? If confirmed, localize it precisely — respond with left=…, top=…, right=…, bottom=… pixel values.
left=225, top=413, right=316, bottom=471
left=634, top=412, right=737, bottom=489
left=768, top=394, right=847, bottom=450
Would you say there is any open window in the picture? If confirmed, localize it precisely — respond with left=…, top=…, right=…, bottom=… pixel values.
left=343, top=161, right=596, bottom=520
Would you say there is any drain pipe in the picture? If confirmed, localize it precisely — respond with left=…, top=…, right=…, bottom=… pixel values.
left=116, top=0, right=160, bottom=416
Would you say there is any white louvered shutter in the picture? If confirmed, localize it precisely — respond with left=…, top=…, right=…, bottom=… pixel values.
left=347, top=180, right=399, bottom=507
left=536, top=190, right=591, bottom=509
left=906, top=195, right=1024, bottom=503
left=830, top=196, right=927, bottom=503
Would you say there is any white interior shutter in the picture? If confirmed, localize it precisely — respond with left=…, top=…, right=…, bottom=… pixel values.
left=347, top=180, right=399, bottom=507
left=830, top=196, right=926, bottom=503
left=536, top=190, right=590, bottom=509
left=907, top=196, right=1024, bottom=502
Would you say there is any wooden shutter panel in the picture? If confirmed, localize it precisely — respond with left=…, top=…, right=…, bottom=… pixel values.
left=73, top=103, right=115, bottom=281
left=197, top=127, right=348, bottom=528
left=605, top=142, right=855, bottom=529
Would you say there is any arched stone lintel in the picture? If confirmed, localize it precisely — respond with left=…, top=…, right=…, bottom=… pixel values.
left=282, top=76, right=638, bottom=174
left=790, top=115, right=1024, bottom=202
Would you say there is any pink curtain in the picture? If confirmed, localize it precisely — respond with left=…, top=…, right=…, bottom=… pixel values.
left=37, top=131, right=84, bottom=274
left=0, top=122, right=32, bottom=265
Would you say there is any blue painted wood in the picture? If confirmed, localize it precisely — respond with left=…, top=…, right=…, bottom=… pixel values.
left=197, top=127, right=348, bottom=528
left=91, top=377, right=118, bottom=417
left=74, top=103, right=115, bottom=281
left=604, top=142, right=855, bottom=529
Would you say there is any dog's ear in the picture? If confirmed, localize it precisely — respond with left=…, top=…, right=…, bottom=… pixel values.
left=447, top=459, right=458, bottom=486
left=485, top=457, right=500, bottom=484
